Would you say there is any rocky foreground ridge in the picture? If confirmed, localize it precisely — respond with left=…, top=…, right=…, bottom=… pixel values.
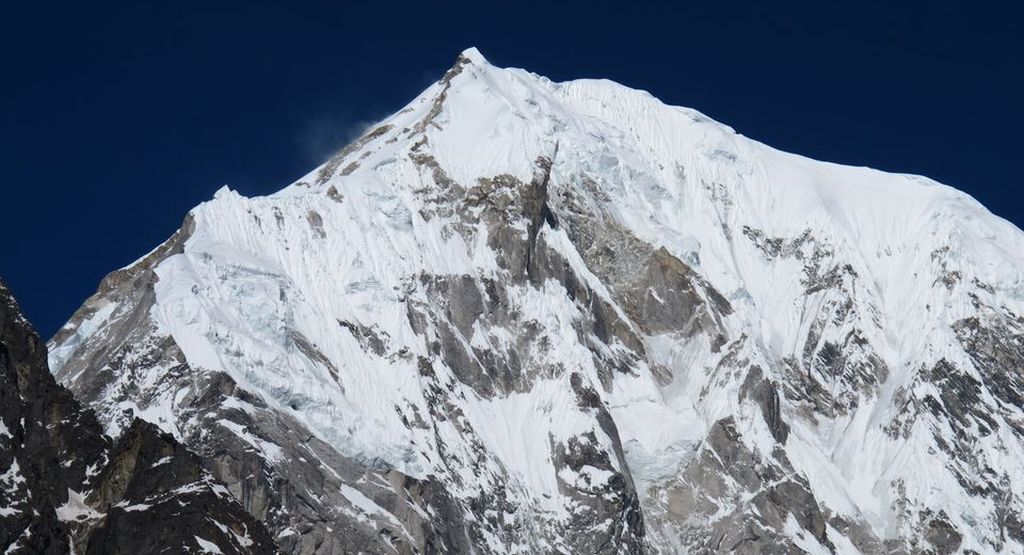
left=0, top=280, right=277, bottom=554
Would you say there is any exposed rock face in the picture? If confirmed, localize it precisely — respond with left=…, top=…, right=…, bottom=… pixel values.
left=0, top=279, right=109, bottom=553
left=47, top=47, right=1024, bottom=553
left=0, top=280, right=276, bottom=554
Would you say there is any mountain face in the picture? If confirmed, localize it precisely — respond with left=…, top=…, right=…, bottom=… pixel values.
left=0, top=280, right=277, bottom=554
left=47, top=48, right=1024, bottom=554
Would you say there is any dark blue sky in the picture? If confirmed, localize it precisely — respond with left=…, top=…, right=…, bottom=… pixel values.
left=2, top=1, right=1021, bottom=337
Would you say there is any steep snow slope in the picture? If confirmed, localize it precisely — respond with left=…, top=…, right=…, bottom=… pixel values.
left=50, top=48, right=1024, bottom=553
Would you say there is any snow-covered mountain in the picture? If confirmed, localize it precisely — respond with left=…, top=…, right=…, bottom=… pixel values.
left=48, top=48, right=1024, bottom=553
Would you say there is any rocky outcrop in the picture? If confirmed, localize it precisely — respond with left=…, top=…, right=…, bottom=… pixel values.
left=0, top=279, right=110, bottom=553
left=0, top=279, right=276, bottom=554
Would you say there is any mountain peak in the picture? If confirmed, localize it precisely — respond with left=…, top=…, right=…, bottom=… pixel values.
left=48, top=50, right=1024, bottom=554
left=457, top=46, right=488, bottom=65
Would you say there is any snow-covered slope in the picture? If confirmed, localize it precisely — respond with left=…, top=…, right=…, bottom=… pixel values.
left=50, top=48, right=1024, bottom=553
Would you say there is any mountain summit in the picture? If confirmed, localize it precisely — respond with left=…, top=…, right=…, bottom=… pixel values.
left=48, top=49, right=1024, bottom=553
